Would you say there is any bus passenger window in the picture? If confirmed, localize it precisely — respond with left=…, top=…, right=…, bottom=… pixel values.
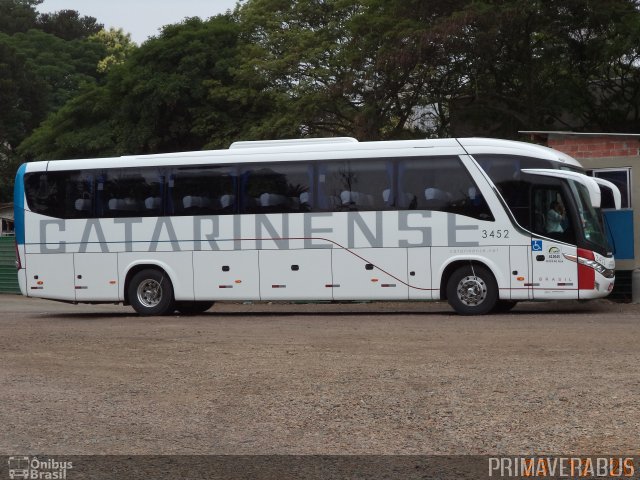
left=25, top=172, right=61, bottom=218
left=241, top=163, right=312, bottom=214
left=170, top=166, right=236, bottom=216
left=398, top=156, right=493, bottom=221
left=319, top=159, right=391, bottom=212
left=65, top=171, right=94, bottom=219
left=101, top=168, right=163, bottom=217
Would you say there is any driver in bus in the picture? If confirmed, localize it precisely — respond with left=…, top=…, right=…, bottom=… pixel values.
left=546, top=201, right=566, bottom=233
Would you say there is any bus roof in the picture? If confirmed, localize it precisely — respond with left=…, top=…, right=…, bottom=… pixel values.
left=30, top=137, right=582, bottom=172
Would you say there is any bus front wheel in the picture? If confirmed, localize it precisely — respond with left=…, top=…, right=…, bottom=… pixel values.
left=128, top=269, right=175, bottom=316
left=446, top=265, right=498, bottom=315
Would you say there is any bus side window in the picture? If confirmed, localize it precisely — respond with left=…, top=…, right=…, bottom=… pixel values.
left=25, top=173, right=56, bottom=217
left=241, top=163, right=312, bottom=214
left=398, top=156, right=494, bottom=221
left=65, top=171, right=94, bottom=219
left=322, top=159, right=391, bottom=212
left=170, top=165, right=236, bottom=216
left=100, top=168, right=163, bottom=218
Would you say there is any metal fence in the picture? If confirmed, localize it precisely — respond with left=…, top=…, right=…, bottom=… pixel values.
left=0, top=236, right=19, bottom=294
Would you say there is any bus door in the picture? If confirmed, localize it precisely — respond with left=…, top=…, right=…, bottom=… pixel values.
left=529, top=187, right=578, bottom=299
left=522, top=168, right=604, bottom=299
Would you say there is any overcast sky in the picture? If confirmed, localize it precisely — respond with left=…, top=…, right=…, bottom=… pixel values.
left=38, top=0, right=242, bottom=44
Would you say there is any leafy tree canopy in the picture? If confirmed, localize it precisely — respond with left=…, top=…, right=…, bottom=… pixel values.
left=37, top=8, right=103, bottom=41
left=19, top=14, right=278, bottom=161
left=9, top=0, right=640, bottom=186
left=0, top=0, right=41, bottom=35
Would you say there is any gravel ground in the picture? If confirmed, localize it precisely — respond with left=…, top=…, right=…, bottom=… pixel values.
left=0, top=295, right=639, bottom=455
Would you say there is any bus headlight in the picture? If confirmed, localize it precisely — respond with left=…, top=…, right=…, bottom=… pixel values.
left=563, top=254, right=615, bottom=279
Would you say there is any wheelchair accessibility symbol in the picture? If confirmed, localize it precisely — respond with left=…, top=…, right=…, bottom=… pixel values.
left=532, top=240, right=543, bottom=252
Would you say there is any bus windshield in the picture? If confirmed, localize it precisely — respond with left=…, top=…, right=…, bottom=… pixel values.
left=569, top=180, right=611, bottom=254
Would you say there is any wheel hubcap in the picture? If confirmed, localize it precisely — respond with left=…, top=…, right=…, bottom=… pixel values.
left=456, top=275, right=487, bottom=306
left=137, top=279, right=162, bottom=308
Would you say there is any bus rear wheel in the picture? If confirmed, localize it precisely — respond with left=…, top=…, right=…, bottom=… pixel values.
left=446, top=264, right=498, bottom=315
left=175, top=301, right=215, bottom=315
left=128, top=269, right=175, bottom=316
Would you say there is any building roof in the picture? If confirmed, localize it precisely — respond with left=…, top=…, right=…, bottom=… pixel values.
left=520, top=131, right=640, bottom=138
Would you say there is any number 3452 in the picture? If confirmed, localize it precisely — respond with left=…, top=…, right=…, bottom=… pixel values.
left=481, top=229, right=509, bottom=239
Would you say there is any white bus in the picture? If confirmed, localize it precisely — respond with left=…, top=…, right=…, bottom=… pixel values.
left=13, top=137, right=620, bottom=315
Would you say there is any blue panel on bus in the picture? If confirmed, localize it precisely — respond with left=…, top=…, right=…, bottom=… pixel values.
left=603, top=209, right=634, bottom=260
left=13, top=163, right=27, bottom=245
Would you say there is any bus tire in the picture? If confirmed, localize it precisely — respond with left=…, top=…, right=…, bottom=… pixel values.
left=446, top=264, right=498, bottom=315
left=175, top=301, right=214, bottom=315
left=128, top=269, right=175, bottom=316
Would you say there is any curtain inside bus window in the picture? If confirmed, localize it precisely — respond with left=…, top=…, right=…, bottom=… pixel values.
left=95, top=173, right=106, bottom=217
left=239, top=170, right=251, bottom=214
left=316, top=164, right=329, bottom=210
left=384, top=161, right=395, bottom=208
left=305, top=164, right=315, bottom=211
left=166, top=172, right=175, bottom=215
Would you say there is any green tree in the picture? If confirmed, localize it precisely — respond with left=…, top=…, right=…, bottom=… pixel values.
left=90, top=28, right=136, bottom=72
left=553, top=0, right=640, bottom=132
left=448, top=0, right=640, bottom=137
left=37, top=9, right=103, bottom=40
left=108, top=15, right=255, bottom=153
left=0, top=1, right=108, bottom=199
left=0, top=38, right=48, bottom=201
left=235, top=0, right=469, bottom=140
left=0, top=40, right=48, bottom=150
left=20, top=14, right=274, bottom=158
left=0, top=0, right=41, bottom=34
left=18, top=84, right=116, bottom=160
left=4, top=29, right=106, bottom=113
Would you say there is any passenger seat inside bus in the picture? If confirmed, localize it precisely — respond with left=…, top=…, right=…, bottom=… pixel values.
left=219, top=194, right=235, bottom=209
left=182, top=195, right=212, bottom=209
left=382, top=189, right=416, bottom=208
left=424, top=187, right=451, bottom=210
left=108, top=198, right=141, bottom=211
left=74, top=198, right=92, bottom=212
left=259, top=193, right=287, bottom=207
left=145, top=197, right=161, bottom=210
left=340, top=191, right=374, bottom=208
